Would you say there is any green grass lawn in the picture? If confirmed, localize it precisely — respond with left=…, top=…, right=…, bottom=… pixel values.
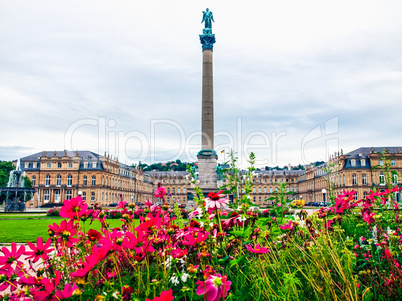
left=0, top=218, right=125, bottom=243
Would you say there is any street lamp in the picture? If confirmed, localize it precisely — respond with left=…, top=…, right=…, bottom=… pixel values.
left=322, top=189, right=327, bottom=206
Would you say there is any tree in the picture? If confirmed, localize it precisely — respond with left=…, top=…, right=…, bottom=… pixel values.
left=0, top=161, right=14, bottom=187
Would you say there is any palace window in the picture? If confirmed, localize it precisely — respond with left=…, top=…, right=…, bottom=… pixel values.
left=84, top=162, right=88, bottom=168
left=270, top=187, right=273, bottom=193
left=68, top=163, right=73, bottom=168
left=44, top=190, right=49, bottom=202
left=258, top=187, right=261, bottom=193
left=25, top=162, right=29, bottom=168
left=173, top=188, right=175, bottom=194
left=352, top=174, right=357, bottom=185
left=91, top=192, right=95, bottom=201
left=92, top=162, right=97, bottom=168
left=183, top=188, right=186, bottom=194
left=67, top=175, right=72, bottom=187
left=362, top=174, right=367, bottom=185
left=354, top=192, right=358, bottom=201
left=393, top=174, right=398, bottom=185
left=361, top=159, right=366, bottom=166
left=55, top=190, right=60, bottom=203
left=82, top=192, right=86, bottom=201
left=92, top=176, right=96, bottom=186
left=83, top=175, right=87, bottom=186
left=392, top=160, right=396, bottom=166
left=253, top=187, right=256, bottom=193
left=379, top=173, right=385, bottom=185
left=47, top=163, right=51, bottom=168
left=66, top=190, right=72, bottom=200
left=32, top=176, right=36, bottom=186
left=56, top=175, right=61, bottom=187
left=33, top=162, right=37, bottom=168
left=379, top=160, right=383, bottom=166
left=45, top=174, right=50, bottom=187
left=178, top=188, right=181, bottom=194
left=58, top=163, right=62, bottom=168
left=351, top=160, right=356, bottom=167
left=264, top=187, right=267, bottom=193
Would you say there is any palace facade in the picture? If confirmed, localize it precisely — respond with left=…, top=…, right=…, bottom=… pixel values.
left=20, top=151, right=154, bottom=207
left=298, top=147, right=402, bottom=204
left=17, top=146, right=402, bottom=208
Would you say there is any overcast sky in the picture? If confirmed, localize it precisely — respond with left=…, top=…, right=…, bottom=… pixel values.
left=1, top=0, right=401, bottom=167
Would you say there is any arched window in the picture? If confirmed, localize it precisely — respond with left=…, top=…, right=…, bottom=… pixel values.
left=178, top=188, right=181, bottom=194
left=83, top=175, right=87, bottom=186
left=67, top=175, right=72, bottom=187
left=56, top=175, right=61, bottom=187
left=45, top=174, right=50, bottom=187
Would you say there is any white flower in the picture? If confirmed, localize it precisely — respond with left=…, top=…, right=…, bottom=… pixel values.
left=171, top=274, right=180, bottom=286
left=238, top=216, right=247, bottom=222
left=200, top=221, right=205, bottom=227
left=112, top=292, right=120, bottom=299
left=209, top=222, right=214, bottom=227
left=164, top=256, right=172, bottom=268
left=181, top=273, right=189, bottom=283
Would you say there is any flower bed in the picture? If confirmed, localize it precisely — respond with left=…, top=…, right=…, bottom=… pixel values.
left=1, top=155, right=402, bottom=300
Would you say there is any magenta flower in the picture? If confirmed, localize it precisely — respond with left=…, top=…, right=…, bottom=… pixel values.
left=196, top=273, right=231, bottom=301
left=59, top=196, right=93, bottom=220
left=144, top=199, right=153, bottom=207
left=279, top=221, right=296, bottom=231
left=146, top=289, right=175, bottom=301
left=54, top=282, right=79, bottom=300
left=0, top=242, right=25, bottom=269
left=246, top=243, right=269, bottom=254
left=25, top=237, right=54, bottom=263
left=117, top=200, right=127, bottom=209
left=154, top=186, right=167, bottom=200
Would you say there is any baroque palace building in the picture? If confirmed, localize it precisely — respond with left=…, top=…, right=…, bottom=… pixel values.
left=19, top=150, right=154, bottom=207
left=298, top=147, right=402, bottom=204
left=16, top=146, right=402, bottom=208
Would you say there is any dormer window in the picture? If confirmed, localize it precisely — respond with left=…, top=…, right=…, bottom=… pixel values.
left=351, top=159, right=356, bottom=167
left=361, top=159, right=366, bottom=166
left=92, top=162, right=97, bottom=168
left=24, top=162, right=29, bottom=168
left=33, top=163, right=37, bottom=168
left=84, top=162, right=88, bottom=168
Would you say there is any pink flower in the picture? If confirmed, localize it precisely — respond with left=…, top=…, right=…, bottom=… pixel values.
left=246, top=243, right=269, bottom=254
left=154, top=186, right=167, bottom=200
left=277, top=202, right=282, bottom=207
left=146, top=289, right=175, bottom=301
left=279, top=221, right=296, bottom=231
left=59, top=196, right=93, bottom=220
left=196, top=273, right=231, bottom=301
left=25, top=237, right=54, bottom=263
left=70, top=245, right=108, bottom=278
left=144, top=199, right=153, bottom=207
left=189, top=207, right=203, bottom=219
left=205, top=192, right=229, bottom=210
left=54, top=282, right=79, bottom=300
left=117, top=200, right=127, bottom=209
left=0, top=242, right=25, bottom=269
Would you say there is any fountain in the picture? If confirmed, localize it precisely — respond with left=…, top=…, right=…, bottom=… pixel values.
left=0, top=159, right=36, bottom=212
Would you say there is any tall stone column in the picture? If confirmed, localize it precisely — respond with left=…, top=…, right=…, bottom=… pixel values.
left=197, top=9, right=217, bottom=191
